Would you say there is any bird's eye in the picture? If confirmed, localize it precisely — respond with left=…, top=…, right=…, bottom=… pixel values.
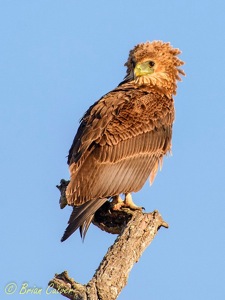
left=149, top=61, right=155, bottom=67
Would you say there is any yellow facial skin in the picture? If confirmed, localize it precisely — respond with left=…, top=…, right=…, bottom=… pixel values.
left=134, top=61, right=155, bottom=77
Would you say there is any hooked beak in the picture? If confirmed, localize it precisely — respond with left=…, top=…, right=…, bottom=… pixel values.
left=134, top=62, right=154, bottom=77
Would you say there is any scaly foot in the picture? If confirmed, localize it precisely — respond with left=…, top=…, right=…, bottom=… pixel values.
left=111, top=195, right=125, bottom=210
left=124, top=193, right=144, bottom=210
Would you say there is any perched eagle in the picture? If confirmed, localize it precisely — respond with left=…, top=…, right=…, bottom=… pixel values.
left=61, top=41, right=185, bottom=241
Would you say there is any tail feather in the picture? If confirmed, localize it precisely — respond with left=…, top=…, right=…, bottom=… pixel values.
left=61, top=198, right=107, bottom=242
left=79, top=215, right=95, bottom=241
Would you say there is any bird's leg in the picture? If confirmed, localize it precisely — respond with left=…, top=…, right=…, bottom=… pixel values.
left=111, top=195, right=124, bottom=210
left=124, top=193, right=143, bottom=210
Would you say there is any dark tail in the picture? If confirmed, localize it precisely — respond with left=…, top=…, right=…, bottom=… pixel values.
left=61, top=198, right=107, bottom=242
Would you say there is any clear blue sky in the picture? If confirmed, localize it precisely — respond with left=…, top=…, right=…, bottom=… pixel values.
left=1, top=1, right=225, bottom=299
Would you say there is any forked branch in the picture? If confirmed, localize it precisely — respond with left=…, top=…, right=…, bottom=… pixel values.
left=49, top=193, right=168, bottom=300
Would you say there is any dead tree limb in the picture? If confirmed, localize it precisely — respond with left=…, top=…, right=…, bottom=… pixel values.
left=49, top=199, right=168, bottom=300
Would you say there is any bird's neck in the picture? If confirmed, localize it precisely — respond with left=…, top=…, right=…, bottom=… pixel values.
left=134, top=72, right=176, bottom=98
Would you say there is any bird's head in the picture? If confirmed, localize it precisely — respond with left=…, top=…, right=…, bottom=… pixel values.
left=123, top=41, right=185, bottom=97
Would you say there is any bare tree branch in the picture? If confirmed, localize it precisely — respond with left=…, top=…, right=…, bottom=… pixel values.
left=49, top=203, right=168, bottom=300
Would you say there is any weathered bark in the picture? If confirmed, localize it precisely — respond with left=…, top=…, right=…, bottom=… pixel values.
left=49, top=209, right=168, bottom=300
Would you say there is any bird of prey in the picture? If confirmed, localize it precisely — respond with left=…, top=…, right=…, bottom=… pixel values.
left=61, top=41, right=185, bottom=241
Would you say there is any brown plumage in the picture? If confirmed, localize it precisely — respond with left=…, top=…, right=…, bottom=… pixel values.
left=61, top=41, right=185, bottom=241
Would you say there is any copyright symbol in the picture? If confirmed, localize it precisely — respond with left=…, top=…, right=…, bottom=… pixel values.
left=5, top=283, right=17, bottom=294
